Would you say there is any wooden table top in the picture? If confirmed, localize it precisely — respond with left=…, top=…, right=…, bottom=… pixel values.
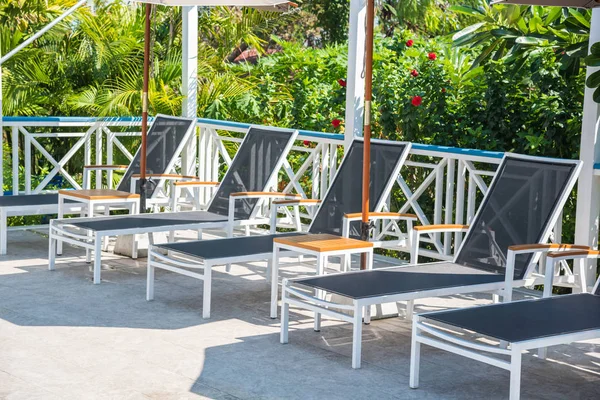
left=58, top=189, right=140, bottom=201
left=273, top=233, right=373, bottom=252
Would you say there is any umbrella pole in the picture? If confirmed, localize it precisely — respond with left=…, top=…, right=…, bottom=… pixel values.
left=360, top=0, right=375, bottom=270
left=140, top=3, right=152, bottom=213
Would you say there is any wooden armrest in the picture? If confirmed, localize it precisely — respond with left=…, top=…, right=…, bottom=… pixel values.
left=230, top=192, right=302, bottom=198
left=84, top=165, right=128, bottom=170
left=413, top=224, right=469, bottom=232
left=131, top=173, right=198, bottom=179
left=272, top=199, right=322, bottom=205
left=547, top=249, right=600, bottom=259
left=344, top=212, right=418, bottom=220
left=173, top=180, right=219, bottom=187
left=508, top=243, right=590, bottom=252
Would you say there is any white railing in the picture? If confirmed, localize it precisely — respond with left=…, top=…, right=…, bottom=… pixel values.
left=2, top=116, right=563, bottom=261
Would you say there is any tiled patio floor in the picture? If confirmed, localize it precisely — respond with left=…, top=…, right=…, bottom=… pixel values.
left=1, top=228, right=599, bottom=399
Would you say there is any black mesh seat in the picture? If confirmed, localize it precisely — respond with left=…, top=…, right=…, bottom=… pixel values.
left=0, top=193, right=77, bottom=207
left=155, top=140, right=410, bottom=261
left=424, top=292, right=600, bottom=343
left=294, top=155, right=580, bottom=298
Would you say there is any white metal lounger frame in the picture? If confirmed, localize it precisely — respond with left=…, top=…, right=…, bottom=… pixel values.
left=49, top=126, right=300, bottom=284
left=280, top=153, right=583, bottom=369
left=145, top=139, right=412, bottom=319
left=409, top=263, right=600, bottom=400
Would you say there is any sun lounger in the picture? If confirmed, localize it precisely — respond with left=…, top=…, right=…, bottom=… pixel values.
left=410, top=249, right=600, bottom=400
left=0, top=115, right=196, bottom=255
left=146, top=139, right=413, bottom=318
left=280, top=154, right=582, bottom=368
left=48, top=126, right=299, bottom=283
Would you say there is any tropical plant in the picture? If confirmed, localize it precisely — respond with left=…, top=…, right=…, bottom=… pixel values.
left=451, top=2, right=589, bottom=76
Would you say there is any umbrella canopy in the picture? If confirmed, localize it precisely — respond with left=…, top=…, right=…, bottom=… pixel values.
left=128, top=0, right=295, bottom=211
left=491, top=0, right=600, bottom=7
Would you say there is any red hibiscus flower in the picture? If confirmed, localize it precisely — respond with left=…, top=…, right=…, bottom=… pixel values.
left=428, top=52, right=437, bottom=60
left=338, top=79, right=347, bottom=88
left=303, top=140, right=311, bottom=146
left=441, top=88, right=446, bottom=93
left=331, top=119, right=342, bottom=128
left=410, top=69, right=419, bottom=77
left=406, top=39, right=414, bottom=47
left=411, top=96, right=422, bottom=107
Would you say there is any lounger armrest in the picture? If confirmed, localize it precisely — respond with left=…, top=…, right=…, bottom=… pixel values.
left=413, top=224, right=470, bottom=234
left=173, top=180, right=220, bottom=187
left=230, top=192, right=302, bottom=199
left=131, top=173, right=199, bottom=180
left=409, top=224, right=470, bottom=265
left=343, top=212, right=418, bottom=222
left=84, top=165, right=128, bottom=171
left=507, top=243, right=589, bottom=255
left=546, top=249, right=600, bottom=260
left=272, top=199, right=322, bottom=206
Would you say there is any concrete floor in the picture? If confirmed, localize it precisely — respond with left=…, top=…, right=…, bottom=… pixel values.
left=1, top=228, right=599, bottom=400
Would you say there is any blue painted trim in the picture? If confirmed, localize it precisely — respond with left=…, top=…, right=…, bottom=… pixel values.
left=2, top=116, right=145, bottom=123
left=594, top=163, right=600, bottom=170
left=412, top=143, right=504, bottom=159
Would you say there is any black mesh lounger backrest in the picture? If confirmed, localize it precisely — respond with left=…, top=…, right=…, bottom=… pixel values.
left=455, top=155, right=580, bottom=280
left=117, top=115, right=196, bottom=196
left=206, top=127, right=296, bottom=219
left=308, top=140, right=409, bottom=238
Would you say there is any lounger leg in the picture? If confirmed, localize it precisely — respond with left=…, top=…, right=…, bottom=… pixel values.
left=409, top=317, right=421, bottom=388
left=340, top=255, right=348, bottom=272
left=352, top=302, right=363, bottom=369
left=0, top=210, right=7, bottom=255
left=202, top=263, right=212, bottom=319
left=48, top=224, right=56, bottom=271
left=492, top=293, right=500, bottom=304
left=93, top=234, right=102, bottom=284
left=197, top=229, right=203, bottom=240
left=57, top=196, right=65, bottom=255
left=509, top=347, right=522, bottom=400
left=146, top=249, right=155, bottom=301
left=102, top=204, right=110, bottom=251
left=280, top=279, right=289, bottom=344
left=314, top=255, right=325, bottom=331
left=270, top=246, right=280, bottom=319
left=406, top=300, right=415, bottom=321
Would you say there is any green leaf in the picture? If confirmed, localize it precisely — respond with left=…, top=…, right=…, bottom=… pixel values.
left=545, top=7, right=562, bottom=25
left=586, top=69, right=600, bottom=88
left=585, top=54, right=600, bottom=66
left=404, top=48, right=420, bottom=57
left=568, top=9, right=591, bottom=29
left=590, top=41, right=600, bottom=55
left=452, top=22, right=485, bottom=42
left=448, top=6, right=485, bottom=19
left=490, top=28, right=520, bottom=39
left=515, top=36, right=545, bottom=45
left=593, top=86, right=600, bottom=103
left=471, top=40, right=500, bottom=69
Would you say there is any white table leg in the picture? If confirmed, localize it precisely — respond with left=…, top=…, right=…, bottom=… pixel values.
left=203, top=262, right=212, bottom=319
left=57, top=195, right=65, bottom=255
left=351, top=302, right=363, bottom=369
left=146, top=248, right=155, bottom=301
left=314, top=254, right=325, bottom=331
left=93, top=232, right=102, bottom=284
left=270, top=245, right=280, bottom=319
left=48, top=221, right=56, bottom=271
left=409, top=318, right=421, bottom=388
left=280, top=279, right=289, bottom=344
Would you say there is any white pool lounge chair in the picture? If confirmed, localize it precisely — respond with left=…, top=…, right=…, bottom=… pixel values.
left=280, top=154, right=582, bottom=368
left=146, top=139, right=413, bottom=318
left=410, top=249, right=600, bottom=400
left=48, top=126, right=299, bottom=283
left=0, top=115, right=196, bottom=255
